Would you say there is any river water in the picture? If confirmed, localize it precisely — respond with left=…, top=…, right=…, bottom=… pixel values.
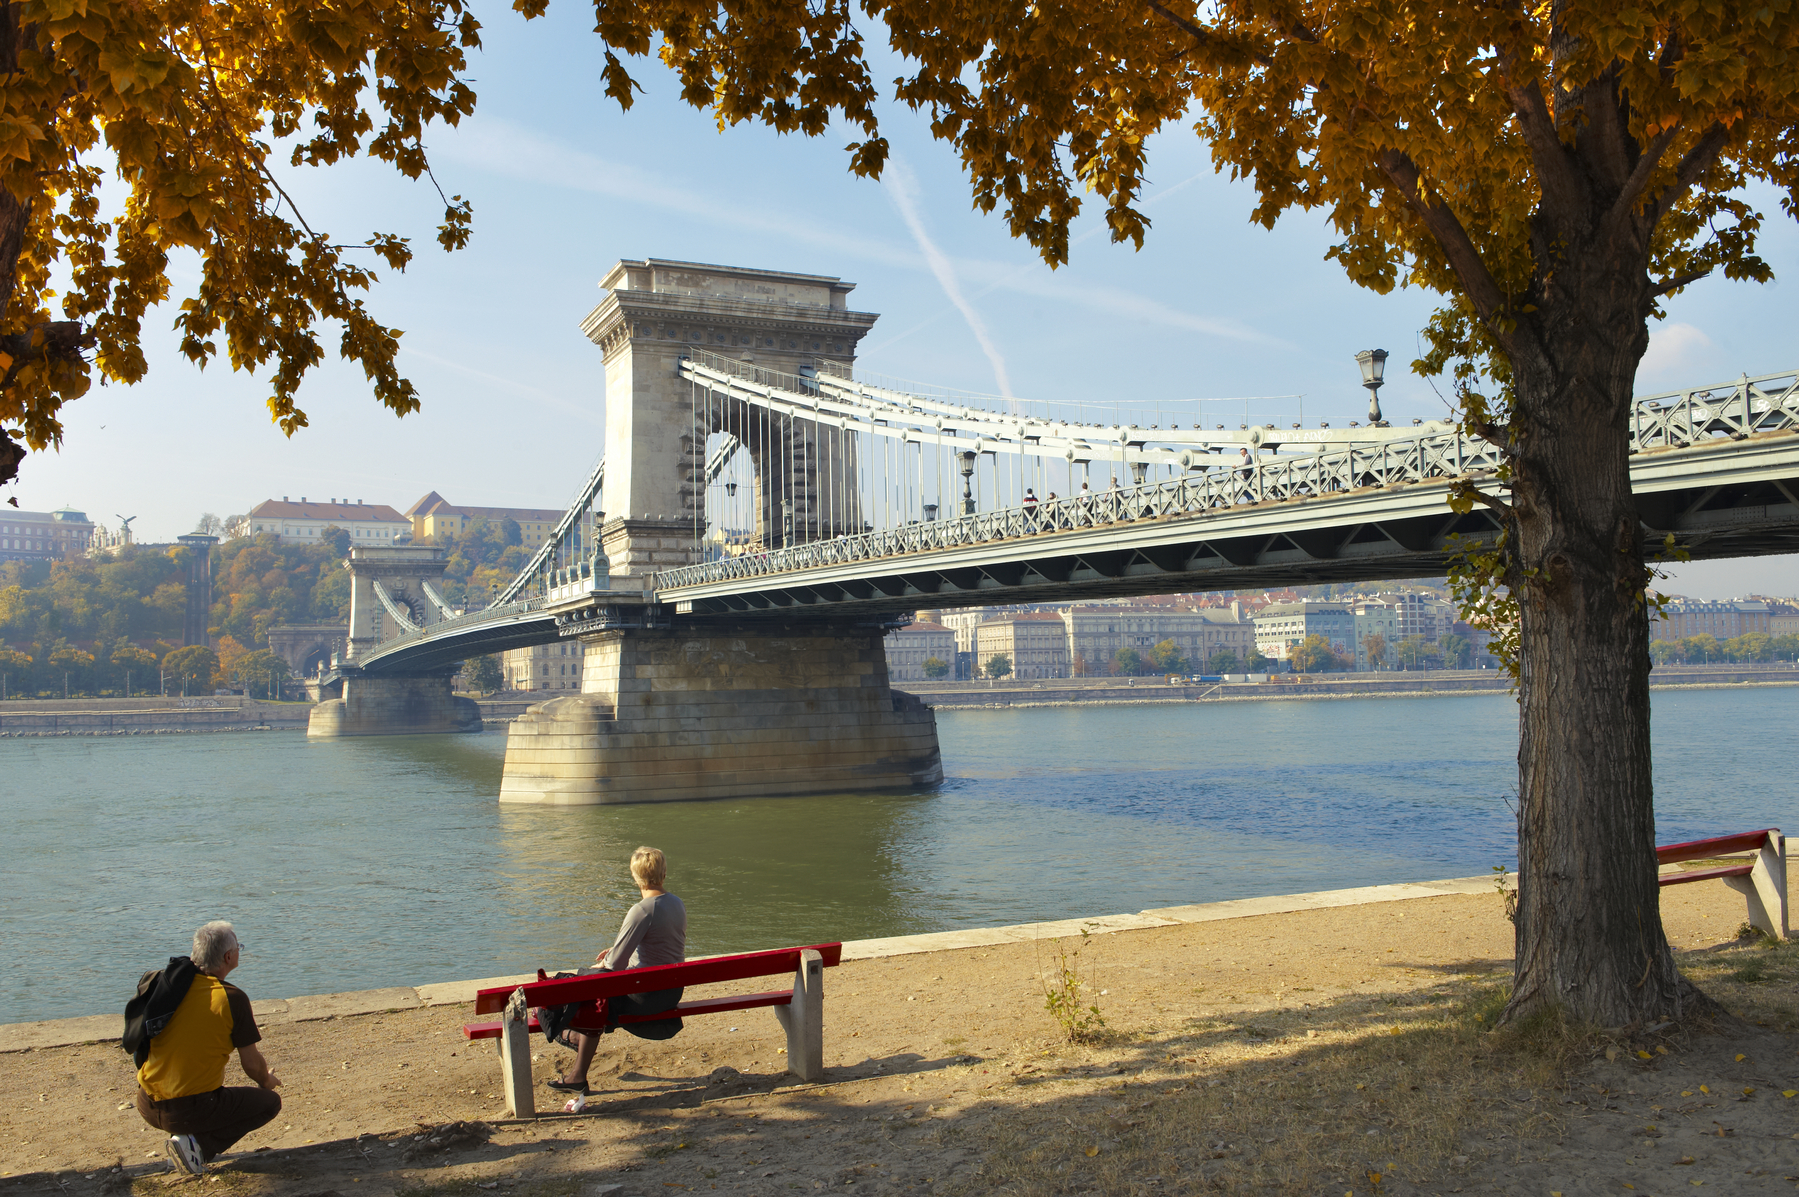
left=3, top=688, right=1791, bottom=1023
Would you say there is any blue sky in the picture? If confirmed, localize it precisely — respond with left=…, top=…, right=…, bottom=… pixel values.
left=13, top=3, right=1798, bottom=598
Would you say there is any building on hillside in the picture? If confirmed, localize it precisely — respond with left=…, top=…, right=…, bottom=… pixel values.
left=884, top=621, right=957, bottom=682
left=406, top=492, right=564, bottom=549
left=0, top=507, right=96, bottom=562
left=1060, top=604, right=1253, bottom=674
left=246, top=498, right=410, bottom=546
left=1352, top=601, right=1401, bottom=670
left=501, top=640, right=588, bottom=692
left=976, top=614, right=1070, bottom=679
left=1252, top=601, right=1356, bottom=667
left=1650, top=598, right=1771, bottom=641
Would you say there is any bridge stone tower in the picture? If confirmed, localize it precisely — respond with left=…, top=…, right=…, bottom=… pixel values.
left=498, top=260, right=941, bottom=804
left=307, top=544, right=481, bottom=737
left=579, top=259, right=879, bottom=590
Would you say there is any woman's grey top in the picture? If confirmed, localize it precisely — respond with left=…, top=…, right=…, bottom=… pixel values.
left=599, top=893, right=687, bottom=971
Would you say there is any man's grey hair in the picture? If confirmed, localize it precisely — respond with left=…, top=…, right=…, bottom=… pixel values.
left=191, top=921, right=238, bottom=971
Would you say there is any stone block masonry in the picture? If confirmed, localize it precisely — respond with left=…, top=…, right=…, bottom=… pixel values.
left=498, top=621, right=942, bottom=804
left=308, top=674, right=482, bottom=737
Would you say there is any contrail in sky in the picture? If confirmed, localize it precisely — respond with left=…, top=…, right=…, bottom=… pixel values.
left=881, top=157, right=1017, bottom=402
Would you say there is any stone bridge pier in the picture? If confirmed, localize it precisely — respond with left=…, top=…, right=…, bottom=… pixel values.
left=498, top=618, right=942, bottom=804
left=308, top=544, right=482, bottom=737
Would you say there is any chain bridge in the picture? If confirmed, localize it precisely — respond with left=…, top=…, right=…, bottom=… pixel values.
left=309, top=258, right=1799, bottom=806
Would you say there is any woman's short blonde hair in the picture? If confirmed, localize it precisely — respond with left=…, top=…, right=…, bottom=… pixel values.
left=630, top=846, right=667, bottom=889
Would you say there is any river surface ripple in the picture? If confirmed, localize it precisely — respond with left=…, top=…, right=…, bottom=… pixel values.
left=2, top=688, right=1790, bottom=1022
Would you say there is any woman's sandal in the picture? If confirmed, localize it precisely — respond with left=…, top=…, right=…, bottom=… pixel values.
left=545, top=1077, right=589, bottom=1092
left=554, top=1031, right=581, bottom=1051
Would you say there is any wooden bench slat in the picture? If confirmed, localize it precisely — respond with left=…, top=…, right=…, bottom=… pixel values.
left=1659, top=863, right=1755, bottom=886
left=462, top=989, right=796, bottom=1039
left=472, top=943, right=842, bottom=1015
left=1657, top=829, right=1777, bottom=866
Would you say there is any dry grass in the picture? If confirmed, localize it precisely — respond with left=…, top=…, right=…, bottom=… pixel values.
left=1678, top=932, right=1799, bottom=1030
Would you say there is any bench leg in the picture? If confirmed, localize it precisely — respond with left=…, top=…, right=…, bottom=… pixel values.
left=774, top=948, right=824, bottom=1083
left=1727, top=831, right=1789, bottom=940
left=500, top=987, right=536, bottom=1118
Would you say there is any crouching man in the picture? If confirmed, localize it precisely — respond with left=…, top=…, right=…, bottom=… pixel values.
left=130, top=921, right=282, bottom=1174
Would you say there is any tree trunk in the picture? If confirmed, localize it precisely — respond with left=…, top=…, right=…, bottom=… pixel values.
left=1502, top=258, right=1716, bottom=1027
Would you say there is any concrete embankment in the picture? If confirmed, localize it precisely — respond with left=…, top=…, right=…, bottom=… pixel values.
left=904, top=664, right=1799, bottom=709
left=0, top=694, right=540, bottom=736
left=0, top=872, right=1510, bottom=1052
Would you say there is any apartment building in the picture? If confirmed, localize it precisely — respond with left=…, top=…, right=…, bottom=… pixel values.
left=501, top=640, right=588, bottom=692
left=1352, top=601, right=1401, bottom=670
left=1253, top=601, right=1356, bottom=665
left=1651, top=598, right=1771, bottom=641
left=976, top=613, right=1071, bottom=679
left=406, top=492, right=564, bottom=549
left=883, top=621, right=957, bottom=682
left=1059, top=603, right=1253, bottom=674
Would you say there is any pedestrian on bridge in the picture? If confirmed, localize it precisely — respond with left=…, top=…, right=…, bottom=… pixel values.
left=1022, top=488, right=1038, bottom=530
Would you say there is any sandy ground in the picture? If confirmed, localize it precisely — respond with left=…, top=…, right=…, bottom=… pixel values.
left=4, top=875, right=1797, bottom=1197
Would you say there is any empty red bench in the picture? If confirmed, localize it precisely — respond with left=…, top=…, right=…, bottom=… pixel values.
left=463, top=943, right=842, bottom=1117
left=1657, top=829, right=1787, bottom=940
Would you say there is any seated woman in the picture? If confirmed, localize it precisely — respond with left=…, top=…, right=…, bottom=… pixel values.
left=548, top=846, right=687, bottom=1093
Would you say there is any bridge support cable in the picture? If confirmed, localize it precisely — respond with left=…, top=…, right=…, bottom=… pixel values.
left=419, top=579, right=460, bottom=621
left=659, top=364, right=1799, bottom=598
left=371, top=579, right=423, bottom=633
left=492, top=457, right=607, bottom=607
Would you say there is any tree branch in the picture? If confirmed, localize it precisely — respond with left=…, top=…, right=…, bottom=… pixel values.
left=1647, top=122, right=1731, bottom=222
left=1141, top=0, right=1271, bottom=66
left=1607, top=123, right=1680, bottom=226
left=1491, top=46, right=1587, bottom=214
left=1650, top=268, right=1709, bottom=297
left=1374, top=148, right=1513, bottom=334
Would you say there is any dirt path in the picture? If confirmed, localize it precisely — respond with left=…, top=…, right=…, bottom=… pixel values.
left=4, top=875, right=1795, bottom=1197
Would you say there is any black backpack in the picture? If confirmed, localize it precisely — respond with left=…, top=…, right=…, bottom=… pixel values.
left=122, top=956, right=199, bottom=1067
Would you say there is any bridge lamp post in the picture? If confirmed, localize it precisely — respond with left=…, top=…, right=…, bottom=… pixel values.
left=923, top=502, right=939, bottom=521
left=1129, top=460, right=1148, bottom=487
left=1355, top=348, right=1389, bottom=425
left=959, top=451, right=978, bottom=515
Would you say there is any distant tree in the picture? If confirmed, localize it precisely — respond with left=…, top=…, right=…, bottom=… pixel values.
left=231, top=649, right=292, bottom=700
left=922, top=656, right=950, bottom=680
left=47, top=644, right=95, bottom=694
left=1244, top=647, right=1270, bottom=672
left=984, top=653, right=1013, bottom=680
left=320, top=525, right=352, bottom=556
left=1148, top=639, right=1189, bottom=676
left=193, top=514, right=224, bottom=536
left=108, top=642, right=158, bottom=694
left=1437, top=633, right=1473, bottom=669
left=1682, top=634, right=1722, bottom=663
left=1775, top=634, right=1799, bottom=663
left=1206, top=646, right=1239, bottom=674
left=161, top=646, right=219, bottom=695
left=1110, top=647, right=1145, bottom=676
left=1395, top=635, right=1432, bottom=670
left=1071, top=655, right=1090, bottom=677
left=213, top=635, right=250, bottom=690
left=0, top=647, right=32, bottom=694
left=466, top=654, right=504, bottom=694
left=500, top=518, right=523, bottom=547
left=1648, top=640, right=1681, bottom=667
left=223, top=514, right=254, bottom=541
left=312, top=564, right=353, bottom=621
left=1288, top=634, right=1347, bottom=673
left=1362, top=633, right=1388, bottom=670
left=1726, top=632, right=1775, bottom=663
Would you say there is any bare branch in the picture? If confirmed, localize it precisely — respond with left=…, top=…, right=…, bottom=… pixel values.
left=1141, top=0, right=1272, bottom=66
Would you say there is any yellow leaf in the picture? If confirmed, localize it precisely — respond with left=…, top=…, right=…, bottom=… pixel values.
left=1637, top=1050, right=1652, bottom=1059
left=1682, top=1090, right=1694, bottom=1096
left=1085, top=1146, right=1099, bottom=1157
left=1736, top=1054, right=1747, bottom=1061
left=1743, top=1088, right=1755, bottom=1096
left=1700, top=1084, right=1711, bottom=1094
left=1783, top=1090, right=1796, bottom=1098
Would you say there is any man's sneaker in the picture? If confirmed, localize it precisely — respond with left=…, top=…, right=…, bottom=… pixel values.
left=165, top=1135, right=206, bottom=1176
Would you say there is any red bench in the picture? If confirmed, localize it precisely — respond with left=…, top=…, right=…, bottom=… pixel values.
left=1657, top=829, right=1787, bottom=940
left=462, top=943, right=843, bottom=1117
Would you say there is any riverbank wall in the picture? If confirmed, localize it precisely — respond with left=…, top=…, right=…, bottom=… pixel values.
left=0, top=871, right=1513, bottom=1052
left=0, top=693, right=549, bottom=735
left=903, top=664, right=1799, bottom=708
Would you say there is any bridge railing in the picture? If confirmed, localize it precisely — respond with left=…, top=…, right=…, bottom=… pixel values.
left=653, top=368, right=1799, bottom=592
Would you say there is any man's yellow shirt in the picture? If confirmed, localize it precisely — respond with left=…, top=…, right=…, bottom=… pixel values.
left=136, top=975, right=261, bottom=1101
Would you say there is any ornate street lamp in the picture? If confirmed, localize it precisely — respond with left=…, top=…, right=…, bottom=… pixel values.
left=958, top=450, right=978, bottom=515
left=923, top=502, right=939, bottom=521
left=1355, top=348, right=1389, bottom=425
left=1129, top=460, right=1148, bottom=487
